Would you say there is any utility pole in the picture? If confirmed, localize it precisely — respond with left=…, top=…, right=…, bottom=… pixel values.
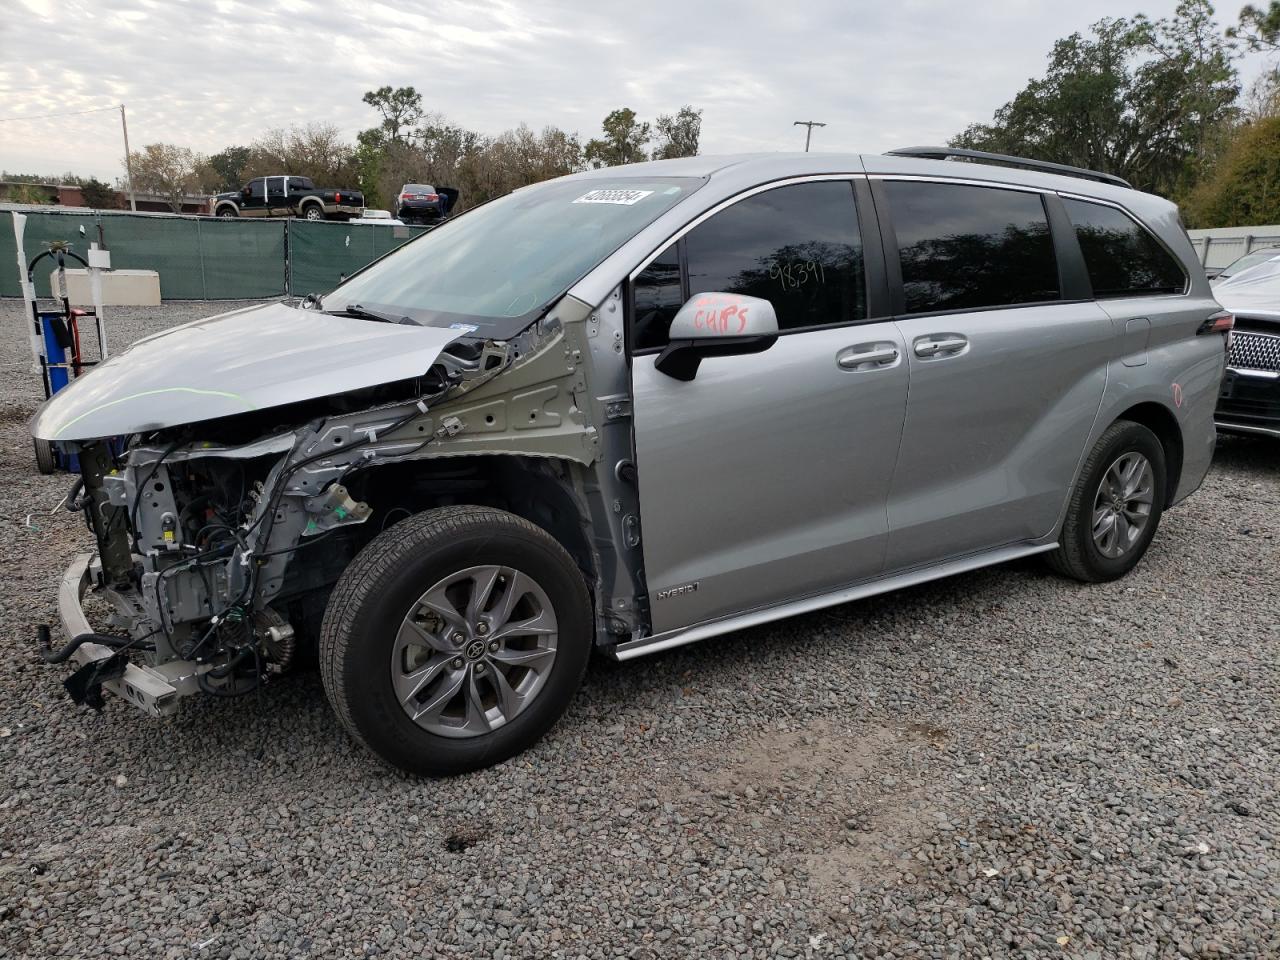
left=793, top=120, right=827, bottom=152
left=120, top=103, right=136, bottom=211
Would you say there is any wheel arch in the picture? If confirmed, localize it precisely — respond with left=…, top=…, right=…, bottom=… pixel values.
left=213, top=200, right=238, bottom=216
left=1111, top=401, right=1183, bottom=507
left=299, top=197, right=326, bottom=217
left=349, top=453, right=599, bottom=592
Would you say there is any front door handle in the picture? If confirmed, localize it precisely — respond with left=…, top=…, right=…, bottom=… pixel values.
left=913, top=334, right=969, bottom=359
left=837, top=343, right=900, bottom=370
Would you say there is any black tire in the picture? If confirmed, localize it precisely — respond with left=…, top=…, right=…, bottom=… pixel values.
left=1046, top=420, right=1167, bottom=583
left=216, top=206, right=237, bottom=218
left=320, top=506, right=593, bottom=775
left=33, top=438, right=56, bottom=475
left=302, top=203, right=325, bottom=221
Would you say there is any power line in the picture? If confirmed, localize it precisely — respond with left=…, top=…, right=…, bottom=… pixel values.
left=0, top=105, right=119, bottom=124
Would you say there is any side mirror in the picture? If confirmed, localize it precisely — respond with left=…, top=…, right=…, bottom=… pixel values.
left=655, top=292, right=779, bottom=381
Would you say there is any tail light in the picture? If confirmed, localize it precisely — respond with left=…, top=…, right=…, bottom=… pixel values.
left=400, top=192, right=412, bottom=201
left=1198, top=311, right=1234, bottom=335
left=423, top=193, right=439, bottom=201
left=1198, top=310, right=1233, bottom=353
left=335, top=192, right=342, bottom=203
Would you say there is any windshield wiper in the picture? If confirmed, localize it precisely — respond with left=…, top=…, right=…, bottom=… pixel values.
left=325, top=302, right=413, bottom=324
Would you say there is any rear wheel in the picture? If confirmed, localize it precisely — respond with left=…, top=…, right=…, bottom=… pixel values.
left=1047, top=420, right=1167, bottom=582
left=302, top=204, right=325, bottom=221
left=320, top=506, right=593, bottom=775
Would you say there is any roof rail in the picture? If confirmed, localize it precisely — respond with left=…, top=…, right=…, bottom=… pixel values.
left=885, top=146, right=1133, bottom=190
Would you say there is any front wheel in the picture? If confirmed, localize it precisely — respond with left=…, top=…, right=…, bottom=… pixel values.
left=216, top=206, right=237, bottom=218
left=33, top=438, right=56, bottom=475
left=320, top=506, right=593, bottom=775
left=1046, top=420, right=1167, bottom=582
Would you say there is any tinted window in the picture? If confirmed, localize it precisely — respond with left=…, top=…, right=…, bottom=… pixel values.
left=247, top=179, right=265, bottom=199
left=1063, top=199, right=1185, bottom=298
left=632, top=242, right=683, bottom=350
left=887, top=181, right=1059, bottom=313
left=684, top=181, right=865, bottom=334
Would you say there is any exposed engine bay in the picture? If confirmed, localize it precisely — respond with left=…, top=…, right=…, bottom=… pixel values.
left=40, top=295, right=647, bottom=714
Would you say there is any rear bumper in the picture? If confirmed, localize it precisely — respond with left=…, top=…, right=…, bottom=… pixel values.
left=397, top=203, right=444, bottom=220
left=58, top=554, right=200, bottom=717
left=1215, top=367, right=1280, bottom=438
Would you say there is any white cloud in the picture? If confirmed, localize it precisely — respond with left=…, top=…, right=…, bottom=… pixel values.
left=0, top=0, right=1271, bottom=181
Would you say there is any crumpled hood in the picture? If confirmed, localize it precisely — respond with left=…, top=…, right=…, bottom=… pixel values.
left=32, top=301, right=465, bottom=441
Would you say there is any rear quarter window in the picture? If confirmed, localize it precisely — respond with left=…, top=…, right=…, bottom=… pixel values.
left=1062, top=198, right=1186, bottom=298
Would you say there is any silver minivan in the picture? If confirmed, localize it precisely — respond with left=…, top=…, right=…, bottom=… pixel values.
left=34, top=148, right=1227, bottom=774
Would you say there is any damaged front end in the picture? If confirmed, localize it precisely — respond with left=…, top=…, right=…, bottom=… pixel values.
left=34, top=294, right=635, bottom=716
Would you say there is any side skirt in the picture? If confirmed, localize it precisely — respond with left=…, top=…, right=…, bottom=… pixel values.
left=607, top=541, right=1058, bottom=661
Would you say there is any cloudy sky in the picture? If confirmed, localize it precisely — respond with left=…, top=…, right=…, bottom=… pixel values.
left=0, top=0, right=1270, bottom=182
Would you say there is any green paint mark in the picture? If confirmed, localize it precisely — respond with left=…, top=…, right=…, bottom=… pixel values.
left=334, top=507, right=348, bottom=520
left=54, top=387, right=257, bottom=439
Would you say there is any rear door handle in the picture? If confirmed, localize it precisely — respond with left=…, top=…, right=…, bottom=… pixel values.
left=913, top=334, right=969, bottom=359
left=837, top=343, right=900, bottom=370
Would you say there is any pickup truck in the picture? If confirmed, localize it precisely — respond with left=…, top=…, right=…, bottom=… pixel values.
left=210, top=175, right=364, bottom=221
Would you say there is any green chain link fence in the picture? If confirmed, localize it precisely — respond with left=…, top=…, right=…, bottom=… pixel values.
left=1, top=209, right=428, bottom=300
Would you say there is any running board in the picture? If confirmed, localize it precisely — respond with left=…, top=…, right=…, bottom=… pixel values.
left=609, top=542, right=1058, bottom=661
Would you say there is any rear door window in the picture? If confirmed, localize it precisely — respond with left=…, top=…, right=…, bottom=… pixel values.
left=632, top=180, right=865, bottom=349
left=885, top=181, right=1060, bottom=314
left=1062, top=198, right=1186, bottom=297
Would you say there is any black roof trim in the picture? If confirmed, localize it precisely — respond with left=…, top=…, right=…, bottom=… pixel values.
left=886, top=147, right=1133, bottom=190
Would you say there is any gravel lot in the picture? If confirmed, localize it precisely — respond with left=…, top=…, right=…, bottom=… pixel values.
left=0, top=299, right=1276, bottom=959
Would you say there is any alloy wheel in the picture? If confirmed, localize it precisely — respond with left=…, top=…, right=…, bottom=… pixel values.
left=390, top=565, right=558, bottom=738
left=1091, top=452, right=1155, bottom=559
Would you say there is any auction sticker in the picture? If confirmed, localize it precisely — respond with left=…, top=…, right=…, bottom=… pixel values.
left=572, top=188, right=654, bottom=205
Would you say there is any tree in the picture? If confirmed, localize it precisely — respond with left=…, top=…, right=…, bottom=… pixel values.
left=1182, top=115, right=1280, bottom=225
left=652, top=106, right=702, bottom=160
left=5, top=182, right=55, bottom=204
left=584, top=108, right=651, bottom=167
left=362, top=85, right=425, bottom=143
left=244, top=124, right=358, bottom=185
left=128, top=143, right=208, bottom=212
left=951, top=2, right=1238, bottom=197
left=1229, top=2, right=1280, bottom=49
left=460, top=124, right=583, bottom=203
left=205, top=145, right=251, bottom=191
left=80, top=177, right=120, bottom=209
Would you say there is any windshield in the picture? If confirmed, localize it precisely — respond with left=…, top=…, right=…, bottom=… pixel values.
left=1219, top=248, right=1280, bottom=279
left=324, top=176, right=701, bottom=337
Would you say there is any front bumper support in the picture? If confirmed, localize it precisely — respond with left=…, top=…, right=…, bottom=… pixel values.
left=57, top=554, right=202, bottom=717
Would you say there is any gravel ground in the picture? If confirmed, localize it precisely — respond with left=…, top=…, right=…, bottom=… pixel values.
left=0, top=299, right=1276, bottom=959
